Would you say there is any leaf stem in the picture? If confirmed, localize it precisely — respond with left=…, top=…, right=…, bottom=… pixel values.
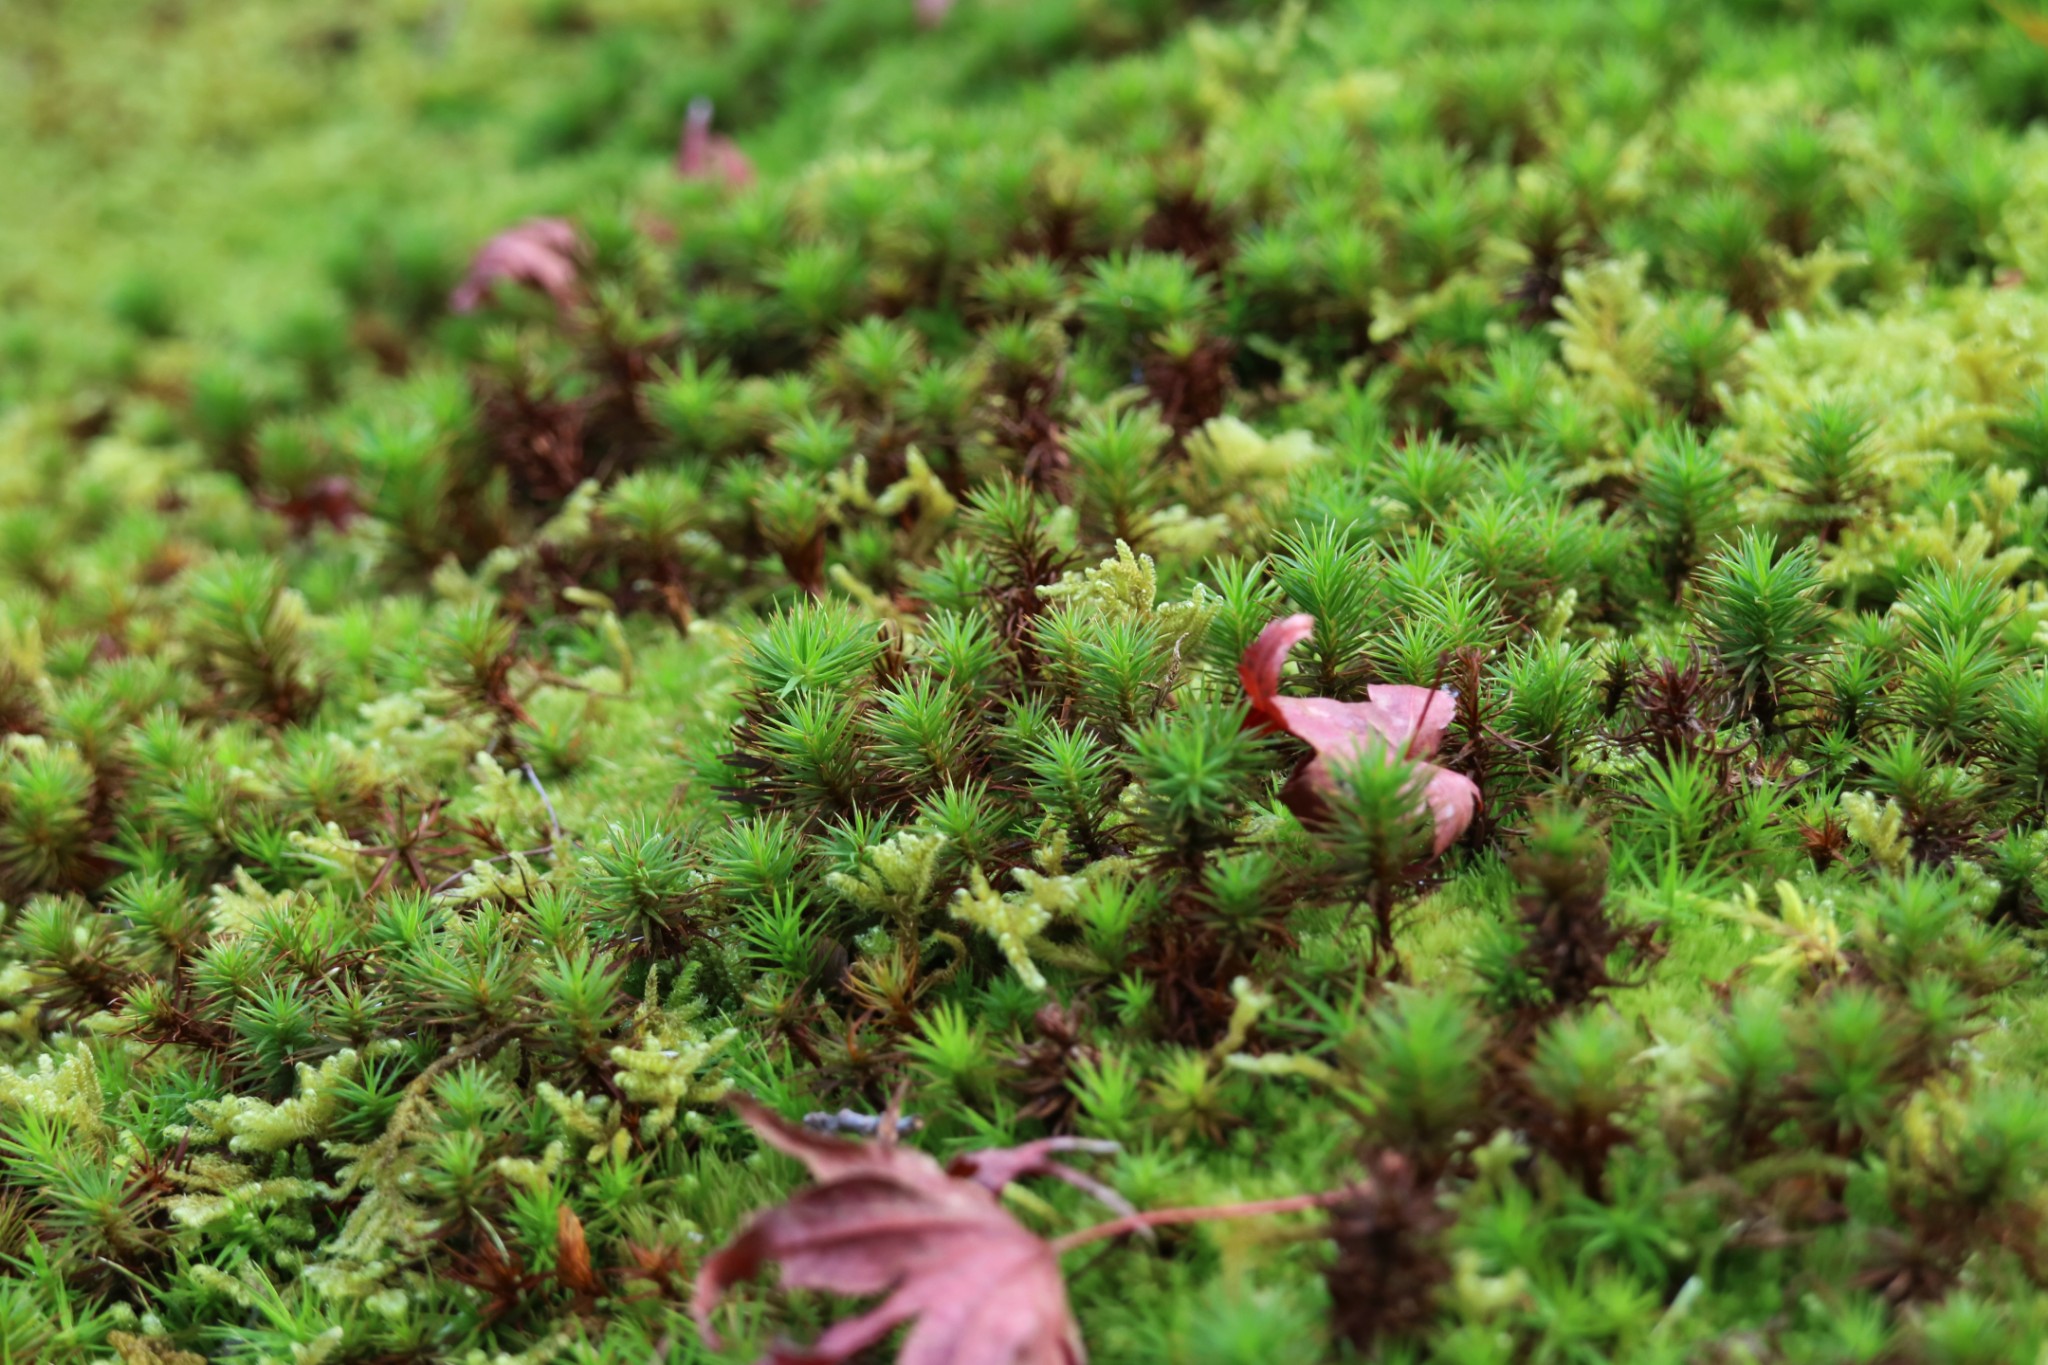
left=1049, top=1184, right=1358, bottom=1255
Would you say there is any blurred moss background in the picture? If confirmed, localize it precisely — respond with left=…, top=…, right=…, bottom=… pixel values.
left=0, top=0, right=1225, bottom=388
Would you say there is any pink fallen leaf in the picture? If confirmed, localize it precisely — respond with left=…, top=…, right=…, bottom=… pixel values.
left=1239, top=613, right=1479, bottom=854
left=915, top=0, right=957, bottom=27
left=694, top=1096, right=1089, bottom=1365
left=449, top=217, right=582, bottom=315
left=678, top=97, right=756, bottom=190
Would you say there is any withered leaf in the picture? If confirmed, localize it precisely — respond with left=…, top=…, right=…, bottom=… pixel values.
left=1239, top=613, right=1479, bottom=854
left=693, top=1096, right=1090, bottom=1365
left=449, top=217, right=582, bottom=315
left=555, top=1203, right=602, bottom=1300
left=678, top=98, right=757, bottom=190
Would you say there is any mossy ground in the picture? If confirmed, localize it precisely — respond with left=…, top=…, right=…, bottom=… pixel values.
left=13, top=1, right=2048, bottom=1362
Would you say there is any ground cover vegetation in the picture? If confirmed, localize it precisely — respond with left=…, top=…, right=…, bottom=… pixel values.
left=15, top=0, right=2048, bottom=1360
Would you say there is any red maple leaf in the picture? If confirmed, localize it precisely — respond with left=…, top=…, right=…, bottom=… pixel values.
left=698, top=1097, right=1369, bottom=1364
left=1239, top=613, right=1479, bottom=854
left=694, top=1097, right=1104, bottom=1365
left=449, top=217, right=583, bottom=315
left=678, top=98, right=757, bottom=190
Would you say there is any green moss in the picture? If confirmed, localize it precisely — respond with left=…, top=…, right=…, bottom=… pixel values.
left=13, top=0, right=2048, bottom=1360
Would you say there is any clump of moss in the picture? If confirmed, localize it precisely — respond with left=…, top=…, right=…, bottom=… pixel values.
left=11, top=0, right=2048, bottom=1360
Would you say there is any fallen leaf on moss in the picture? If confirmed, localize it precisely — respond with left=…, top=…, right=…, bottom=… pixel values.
left=1239, top=613, right=1479, bottom=853
left=693, top=1095, right=1092, bottom=1365
left=450, top=217, right=582, bottom=314
left=678, top=97, right=757, bottom=189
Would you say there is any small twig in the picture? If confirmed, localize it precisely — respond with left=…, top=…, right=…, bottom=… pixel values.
left=429, top=846, right=554, bottom=894
left=1034, top=1137, right=1124, bottom=1156
left=803, top=1109, right=924, bottom=1138
left=1401, top=650, right=1454, bottom=762
left=879, top=1078, right=914, bottom=1148
left=1048, top=1184, right=1362, bottom=1255
left=523, top=762, right=564, bottom=846
left=1035, top=1152, right=1146, bottom=1234
left=533, top=666, right=632, bottom=700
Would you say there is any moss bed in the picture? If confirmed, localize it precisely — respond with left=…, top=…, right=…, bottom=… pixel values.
left=14, top=0, right=2048, bottom=1360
